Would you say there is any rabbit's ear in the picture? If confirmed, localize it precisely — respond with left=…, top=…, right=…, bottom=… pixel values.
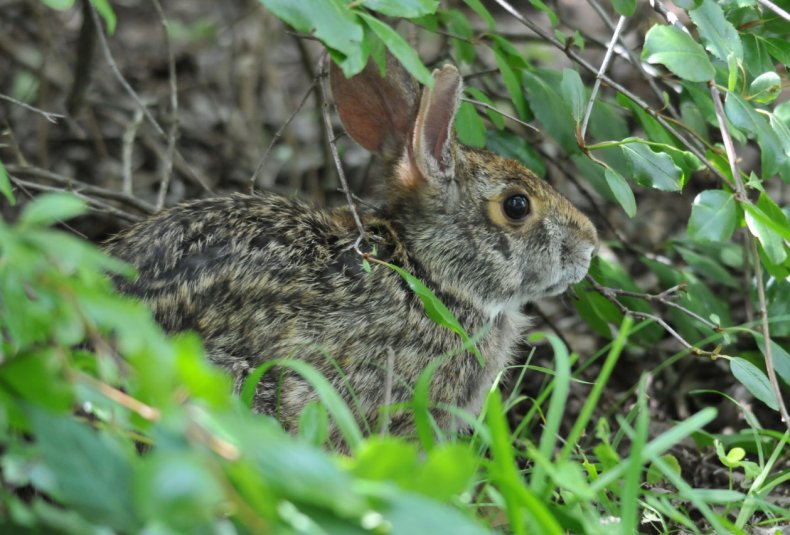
left=407, top=65, right=462, bottom=187
left=330, top=57, right=420, bottom=155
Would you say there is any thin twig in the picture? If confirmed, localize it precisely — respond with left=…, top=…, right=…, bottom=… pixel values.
left=647, top=0, right=690, bottom=32
left=75, top=372, right=160, bottom=420
left=317, top=53, right=367, bottom=242
left=756, top=0, right=790, bottom=22
left=380, top=347, right=395, bottom=435
left=6, top=164, right=155, bottom=214
left=151, top=0, right=179, bottom=211
left=580, top=15, right=627, bottom=139
left=709, top=82, right=790, bottom=431
left=586, top=276, right=724, bottom=358
left=9, top=177, right=142, bottom=223
left=121, top=108, right=144, bottom=195
left=0, top=93, right=65, bottom=123
left=249, top=77, right=319, bottom=191
left=88, top=1, right=166, bottom=137
left=461, top=97, right=539, bottom=132
left=585, top=0, right=680, bottom=120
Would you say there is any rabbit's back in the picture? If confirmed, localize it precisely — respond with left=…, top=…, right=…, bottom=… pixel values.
left=105, top=193, right=496, bottom=430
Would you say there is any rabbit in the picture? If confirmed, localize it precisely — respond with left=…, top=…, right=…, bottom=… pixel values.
left=104, top=55, right=598, bottom=443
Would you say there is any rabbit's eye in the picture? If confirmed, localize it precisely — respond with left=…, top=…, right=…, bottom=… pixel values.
left=502, top=194, right=530, bottom=221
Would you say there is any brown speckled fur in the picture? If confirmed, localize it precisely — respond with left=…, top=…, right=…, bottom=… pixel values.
left=105, top=58, right=598, bottom=443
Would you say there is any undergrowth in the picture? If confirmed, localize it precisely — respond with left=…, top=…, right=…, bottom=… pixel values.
left=1, top=193, right=787, bottom=534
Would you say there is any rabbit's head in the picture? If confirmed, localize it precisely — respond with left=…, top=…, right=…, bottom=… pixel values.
left=331, top=57, right=598, bottom=317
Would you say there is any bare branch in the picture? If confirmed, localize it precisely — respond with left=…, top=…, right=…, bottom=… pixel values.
left=0, top=93, right=65, bottom=123
left=756, top=0, right=790, bottom=23
left=461, top=97, right=539, bottom=132
left=580, top=15, right=627, bottom=140
left=317, top=53, right=367, bottom=242
left=709, top=82, right=790, bottom=431
left=249, top=77, right=319, bottom=191
left=151, top=0, right=179, bottom=211
left=490, top=0, right=723, bottom=183
left=88, top=1, right=166, bottom=138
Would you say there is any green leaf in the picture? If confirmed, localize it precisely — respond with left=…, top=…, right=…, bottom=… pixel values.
left=642, top=25, right=715, bottom=82
left=298, top=401, right=330, bottom=447
left=763, top=37, right=790, bottom=66
left=610, top=0, right=636, bottom=17
left=688, top=0, right=743, bottom=61
left=743, top=203, right=787, bottom=264
left=749, top=72, right=782, bottom=103
left=384, top=262, right=483, bottom=364
left=647, top=454, right=681, bottom=485
left=241, top=359, right=364, bottom=449
left=560, top=68, right=585, bottom=124
left=753, top=334, right=790, bottom=387
left=724, top=91, right=787, bottom=177
left=465, top=87, right=505, bottom=129
left=360, top=13, right=432, bottom=85
left=604, top=167, right=637, bottom=217
left=461, top=0, right=496, bottom=29
left=455, top=101, right=487, bottom=148
left=258, top=0, right=365, bottom=77
left=486, top=130, right=546, bottom=176
left=19, top=193, right=87, bottom=226
left=90, top=0, right=117, bottom=34
left=0, top=160, right=15, bottom=205
left=41, top=0, right=74, bottom=9
left=621, top=141, right=682, bottom=191
left=729, top=357, right=779, bottom=410
left=362, top=0, right=438, bottom=18
left=28, top=410, right=139, bottom=530
left=492, top=46, right=528, bottom=119
left=523, top=70, right=578, bottom=153
left=687, top=190, right=737, bottom=242
left=408, top=443, right=478, bottom=501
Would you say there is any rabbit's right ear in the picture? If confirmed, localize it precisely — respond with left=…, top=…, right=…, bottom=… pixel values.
left=330, top=57, right=420, bottom=156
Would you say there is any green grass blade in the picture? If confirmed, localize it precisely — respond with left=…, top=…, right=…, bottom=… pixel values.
left=241, top=359, right=363, bottom=451
left=528, top=332, right=570, bottom=495
left=561, top=315, right=633, bottom=460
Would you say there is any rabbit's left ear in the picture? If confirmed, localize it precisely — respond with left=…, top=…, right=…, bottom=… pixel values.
left=405, top=65, right=462, bottom=188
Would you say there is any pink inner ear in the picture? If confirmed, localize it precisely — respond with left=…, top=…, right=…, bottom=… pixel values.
left=419, top=67, right=461, bottom=172
left=330, top=59, right=418, bottom=154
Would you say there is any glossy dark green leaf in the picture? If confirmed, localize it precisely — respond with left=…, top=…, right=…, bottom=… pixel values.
left=729, top=357, right=779, bottom=410
left=362, top=0, right=438, bottom=18
left=688, top=190, right=737, bottom=242
left=763, top=37, right=790, bottom=66
left=643, top=25, right=715, bottom=82
left=688, top=0, right=743, bottom=61
left=621, top=141, right=682, bottom=191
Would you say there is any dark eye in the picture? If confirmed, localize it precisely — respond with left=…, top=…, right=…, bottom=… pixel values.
left=502, top=194, right=530, bottom=221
